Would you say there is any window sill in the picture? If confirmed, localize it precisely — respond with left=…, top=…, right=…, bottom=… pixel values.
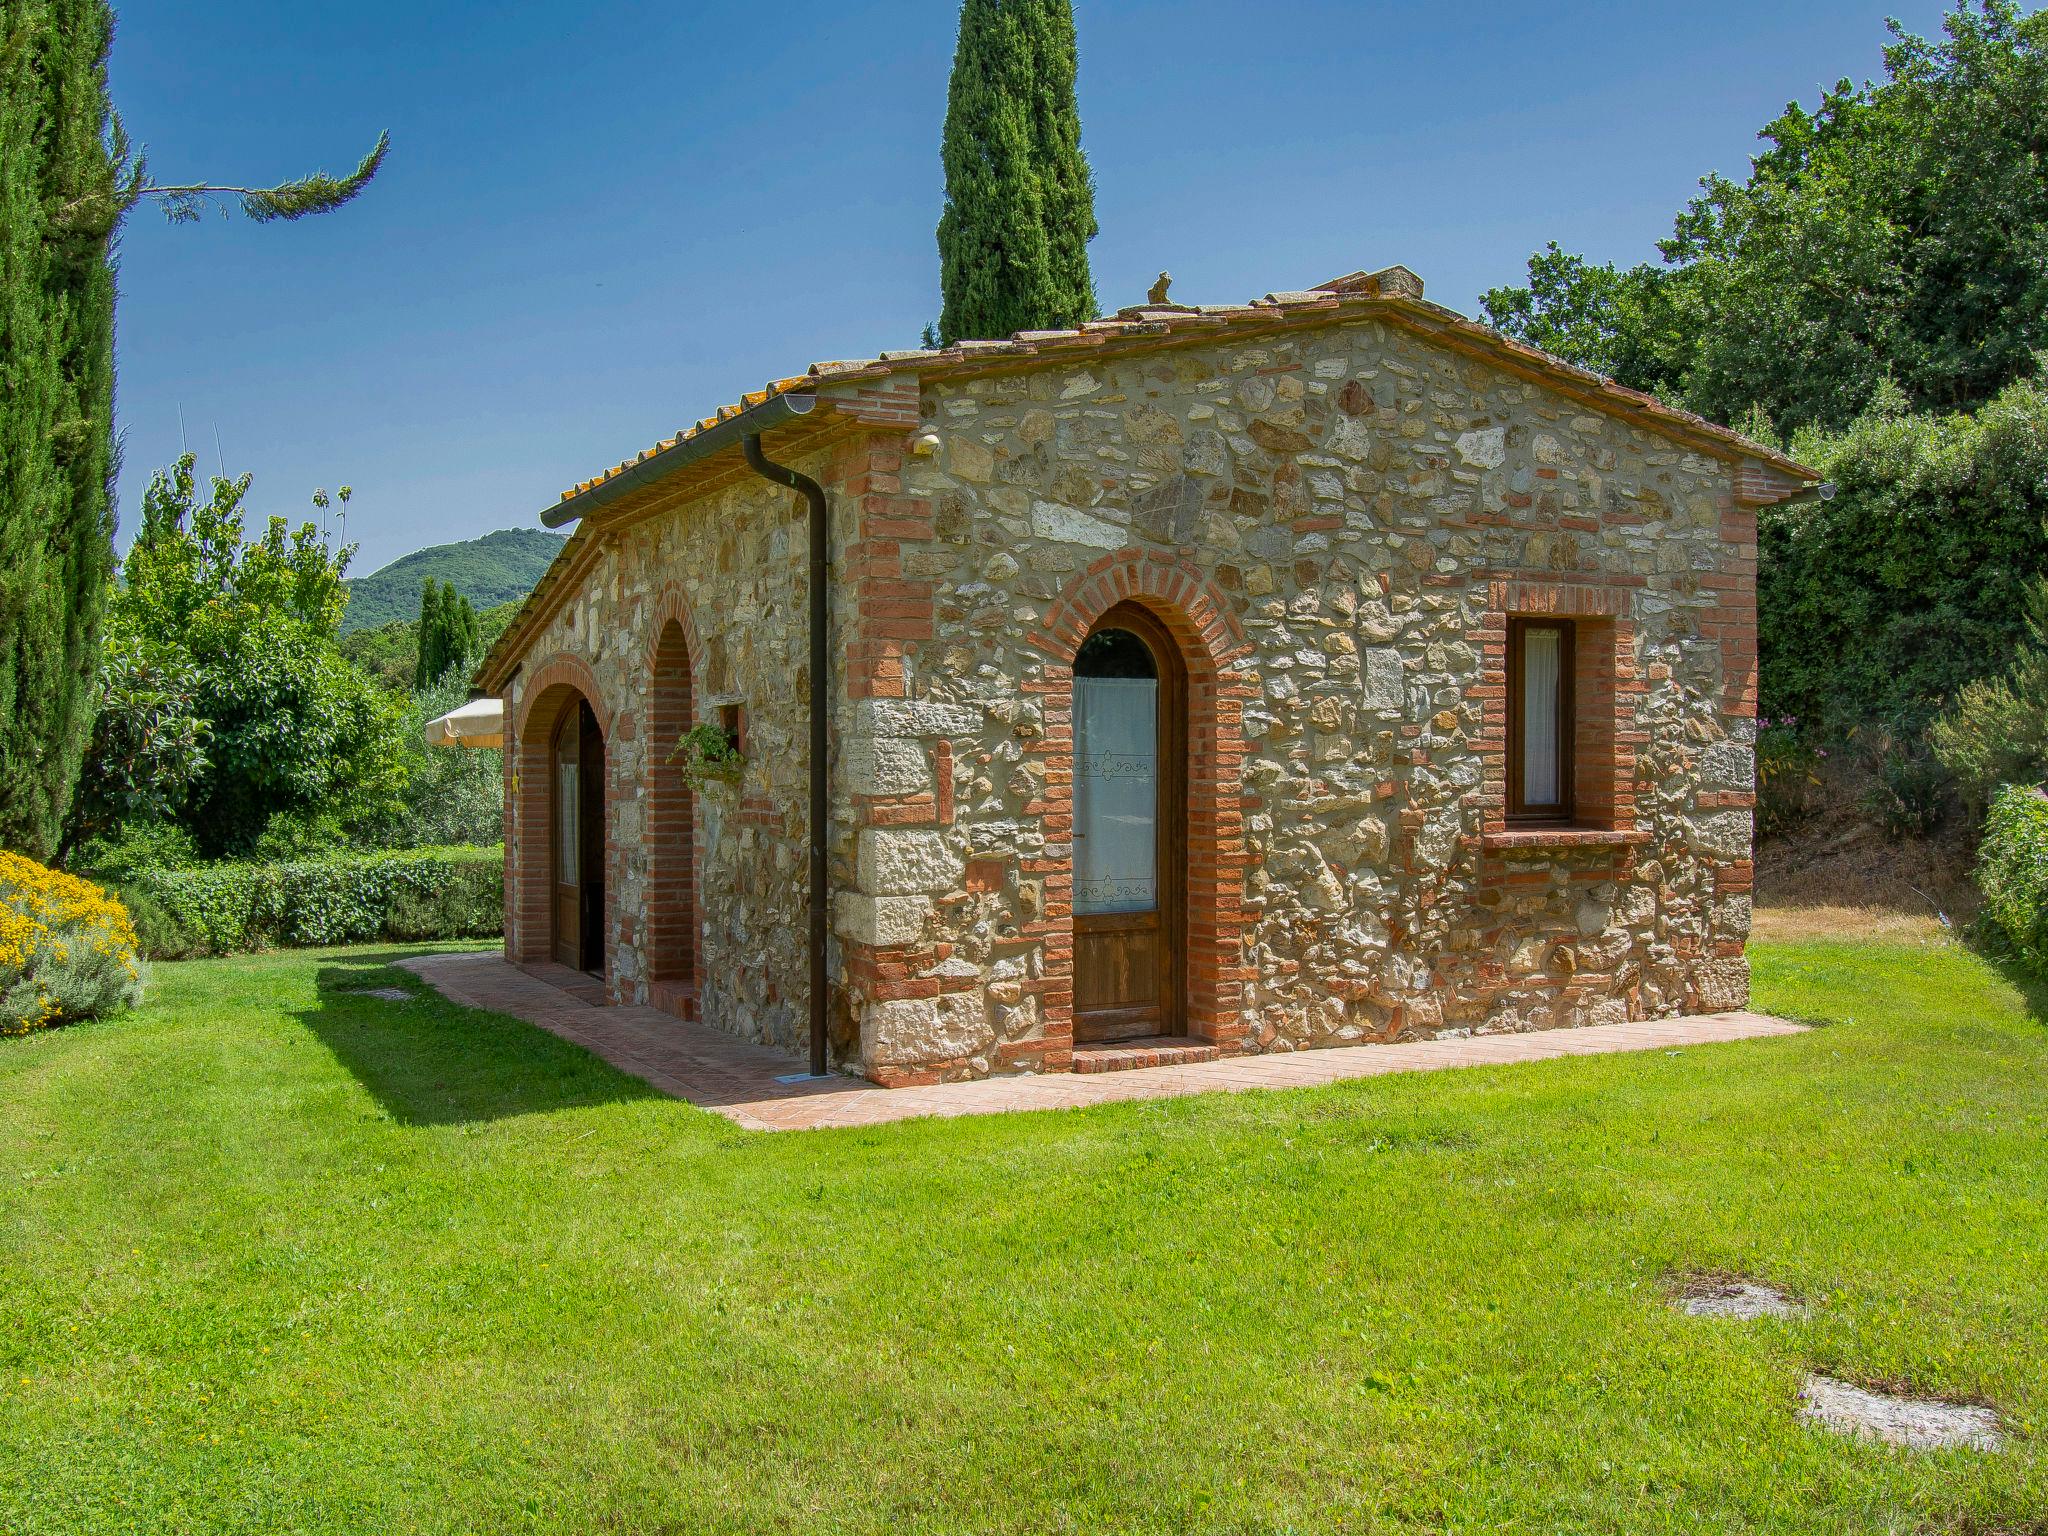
left=1483, top=824, right=1649, bottom=851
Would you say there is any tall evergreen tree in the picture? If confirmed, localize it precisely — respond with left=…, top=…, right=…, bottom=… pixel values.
left=0, top=2, right=386, bottom=858
left=935, top=0, right=1098, bottom=346
left=0, top=0, right=122, bottom=858
left=413, top=578, right=478, bottom=690
left=414, top=580, right=445, bottom=690
left=453, top=587, right=480, bottom=669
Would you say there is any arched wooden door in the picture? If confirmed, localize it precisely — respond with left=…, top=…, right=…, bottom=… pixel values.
left=1072, top=603, right=1185, bottom=1041
left=550, top=698, right=605, bottom=972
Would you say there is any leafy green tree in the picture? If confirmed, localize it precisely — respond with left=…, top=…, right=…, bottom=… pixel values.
left=1478, top=245, right=1687, bottom=400
left=81, top=457, right=405, bottom=858
left=935, top=0, right=1098, bottom=345
left=1485, top=1, right=2048, bottom=435
left=58, top=630, right=210, bottom=861
left=370, top=671, right=504, bottom=850
left=1760, top=374, right=2048, bottom=738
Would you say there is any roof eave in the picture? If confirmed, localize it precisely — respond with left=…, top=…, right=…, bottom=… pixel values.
left=541, top=389, right=818, bottom=530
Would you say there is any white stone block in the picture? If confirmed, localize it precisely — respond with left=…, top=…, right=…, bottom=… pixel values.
left=844, top=735, right=932, bottom=796
left=857, top=828, right=966, bottom=895
left=1456, top=427, right=1506, bottom=468
left=835, top=892, right=932, bottom=947
left=1361, top=647, right=1405, bottom=711
left=1031, top=499, right=1127, bottom=550
left=1687, top=809, right=1753, bottom=861
left=862, top=991, right=992, bottom=1067
left=853, top=699, right=983, bottom=739
left=1698, top=742, right=1755, bottom=791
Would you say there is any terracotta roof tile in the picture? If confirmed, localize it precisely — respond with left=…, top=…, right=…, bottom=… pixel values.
left=483, top=265, right=1821, bottom=695
left=544, top=265, right=1816, bottom=511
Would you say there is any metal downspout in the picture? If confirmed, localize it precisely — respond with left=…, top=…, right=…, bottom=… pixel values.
left=742, top=433, right=831, bottom=1078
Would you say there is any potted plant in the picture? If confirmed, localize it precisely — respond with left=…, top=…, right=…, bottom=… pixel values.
left=671, top=720, right=743, bottom=793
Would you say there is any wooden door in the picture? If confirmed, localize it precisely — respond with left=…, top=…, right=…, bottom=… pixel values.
left=551, top=705, right=584, bottom=968
left=577, top=704, right=605, bottom=969
left=1073, top=605, right=1183, bottom=1041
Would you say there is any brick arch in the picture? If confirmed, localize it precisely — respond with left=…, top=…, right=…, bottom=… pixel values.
left=643, top=586, right=703, bottom=1014
left=1032, top=552, right=1255, bottom=1058
left=509, top=652, right=610, bottom=976
left=516, top=652, right=610, bottom=739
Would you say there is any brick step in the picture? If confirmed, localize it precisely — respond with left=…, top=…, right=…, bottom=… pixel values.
left=1071, top=1037, right=1220, bottom=1074
left=649, top=979, right=700, bottom=1022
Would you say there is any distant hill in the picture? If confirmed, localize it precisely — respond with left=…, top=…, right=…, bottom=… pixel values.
left=341, top=527, right=565, bottom=633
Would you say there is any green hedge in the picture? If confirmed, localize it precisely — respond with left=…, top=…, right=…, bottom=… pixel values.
left=1976, top=787, right=2048, bottom=974
left=1761, top=376, right=2048, bottom=740
left=128, top=844, right=503, bottom=958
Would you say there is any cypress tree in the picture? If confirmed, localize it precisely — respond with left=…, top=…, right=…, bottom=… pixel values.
left=0, top=4, right=385, bottom=858
left=414, top=580, right=444, bottom=690
left=414, top=579, right=479, bottom=690
left=452, top=588, right=479, bottom=671
left=0, top=0, right=122, bottom=857
left=935, top=0, right=1098, bottom=346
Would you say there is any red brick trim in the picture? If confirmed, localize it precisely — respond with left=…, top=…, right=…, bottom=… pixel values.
left=643, top=587, right=703, bottom=1012
left=1474, top=577, right=1640, bottom=844
left=835, top=433, right=930, bottom=703
left=507, top=654, right=612, bottom=987
left=1029, top=552, right=1256, bottom=1062
left=515, top=652, right=611, bottom=739
left=1731, top=459, right=1811, bottom=507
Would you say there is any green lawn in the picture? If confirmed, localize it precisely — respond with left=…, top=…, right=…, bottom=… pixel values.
left=2, top=935, right=2043, bottom=1534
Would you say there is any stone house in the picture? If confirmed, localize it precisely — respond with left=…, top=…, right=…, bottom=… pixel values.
left=473, top=266, right=1815, bottom=1085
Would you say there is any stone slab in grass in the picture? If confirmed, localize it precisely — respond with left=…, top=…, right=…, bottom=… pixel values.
left=345, top=986, right=413, bottom=1002
left=1799, top=1374, right=2004, bottom=1452
left=1674, top=1279, right=1806, bottom=1320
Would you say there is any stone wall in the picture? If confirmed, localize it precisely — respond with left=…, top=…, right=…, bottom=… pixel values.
left=491, top=313, right=1760, bottom=1085
left=501, top=460, right=839, bottom=1056
left=835, top=314, right=1758, bottom=1082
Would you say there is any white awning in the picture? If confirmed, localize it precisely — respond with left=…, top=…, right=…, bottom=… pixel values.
left=423, top=696, right=505, bottom=750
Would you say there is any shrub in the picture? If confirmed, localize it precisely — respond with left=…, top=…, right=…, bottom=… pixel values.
left=131, top=844, right=502, bottom=957
left=1755, top=718, right=1825, bottom=837
left=70, top=818, right=199, bottom=883
left=1763, top=375, right=2048, bottom=740
left=0, top=852, right=145, bottom=1036
left=1855, top=727, right=1951, bottom=841
left=114, top=881, right=204, bottom=963
left=1932, top=576, right=2048, bottom=818
left=365, top=673, right=503, bottom=850
left=1976, top=785, right=2048, bottom=973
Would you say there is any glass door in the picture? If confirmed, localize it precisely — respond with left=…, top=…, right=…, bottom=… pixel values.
left=1072, top=609, right=1182, bottom=1041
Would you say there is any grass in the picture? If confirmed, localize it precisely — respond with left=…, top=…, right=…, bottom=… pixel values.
left=1, top=934, right=2044, bottom=1534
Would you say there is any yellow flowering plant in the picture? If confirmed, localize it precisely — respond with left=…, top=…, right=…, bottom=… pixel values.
left=0, top=851, right=145, bottom=1035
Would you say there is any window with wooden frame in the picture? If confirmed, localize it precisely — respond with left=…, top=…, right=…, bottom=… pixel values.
left=1507, top=618, right=1575, bottom=822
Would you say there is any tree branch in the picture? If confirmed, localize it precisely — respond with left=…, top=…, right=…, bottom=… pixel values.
left=139, top=131, right=390, bottom=224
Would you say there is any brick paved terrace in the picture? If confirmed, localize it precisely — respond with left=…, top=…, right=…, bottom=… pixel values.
left=399, top=951, right=1805, bottom=1132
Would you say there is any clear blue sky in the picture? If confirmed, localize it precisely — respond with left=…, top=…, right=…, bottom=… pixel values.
left=109, top=0, right=1955, bottom=578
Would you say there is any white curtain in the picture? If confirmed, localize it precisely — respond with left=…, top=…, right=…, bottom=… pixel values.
left=556, top=758, right=579, bottom=884
left=1075, top=677, right=1157, bottom=915
left=1522, top=627, right=1562, bottom=807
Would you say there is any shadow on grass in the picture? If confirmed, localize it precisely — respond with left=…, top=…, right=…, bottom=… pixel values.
left=295, top=949, right=661, bottom=1127
left=1991, top=952, right=2048, bottom=1027
left=1941, top=917, right=2048, bottom=1026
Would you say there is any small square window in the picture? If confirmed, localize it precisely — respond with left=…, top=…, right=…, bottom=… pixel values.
left=1508, top=618, right=1575, bottom=821
left=718, top=702, right=744, bottom=756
